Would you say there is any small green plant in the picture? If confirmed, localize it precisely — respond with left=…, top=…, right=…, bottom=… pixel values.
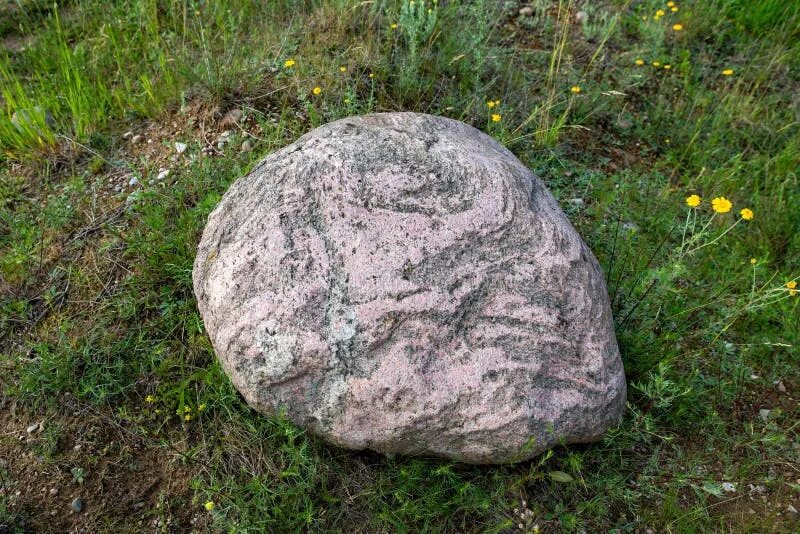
left=397, top=0, right=438, bottom=90
left=71, top=466, right=85, bottom=485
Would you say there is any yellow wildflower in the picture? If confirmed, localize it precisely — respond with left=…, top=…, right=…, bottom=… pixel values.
left=145, top=395, right=156, bottom=403
left=390, top=23, right=398, bottom=29
left=722, top=69, right=734, bottom=76
left=652, top=61, right=661, bottom=67
left=339, top=66, right=347, bottom=73
left=672, top=23, right=683, bottom=31
left=204, top=501, right=215, bottom=511
left=739, top=208, right=754, bottom=221
left=711, top=196, right=732, bottom=213
left=635, top=58, right=645, bottom=66
left=750, top=258, right=756, bottom=265
left=663, top=64, right=672, bottom=70
left=671, top=6, right=678, bottom=12
left=369, top=72, right=375, bottom=78
left=570, top=86, right=581, bottom=93
left=656, top=9, right=665, bottom=16
left=312, top=86, right=322, bottom=95
left=685, top=194, right=701, bottom=207
left=487, top=100, right=496, bottom=109
left=184, top=414, right=192, bottom=421
left=667, top=1, right=675, bottom=6
left=283, top=59, right=296, bottom=68
left=198, top=403, right=207, bottom=412
left=787, top=280, right=797, bottom=289
left=184, top=406, right=191, bottom=413
left=491, top=114, right=502, bottom=123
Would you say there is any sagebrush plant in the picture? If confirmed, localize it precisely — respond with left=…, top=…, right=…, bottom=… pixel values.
left=1, top=0, right=798, bottom=531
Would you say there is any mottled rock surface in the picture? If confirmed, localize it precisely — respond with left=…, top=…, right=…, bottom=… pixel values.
left=193, top=112, right=626, bottom=464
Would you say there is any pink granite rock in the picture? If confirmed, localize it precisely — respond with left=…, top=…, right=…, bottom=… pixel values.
left=193, top=112, right=626, bottom=464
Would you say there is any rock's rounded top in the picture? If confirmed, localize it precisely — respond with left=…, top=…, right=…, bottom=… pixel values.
left=193, top=112, right=626, bottom=464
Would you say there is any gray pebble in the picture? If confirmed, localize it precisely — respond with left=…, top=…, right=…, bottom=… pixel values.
left=71, top=498, right=83, bottom=513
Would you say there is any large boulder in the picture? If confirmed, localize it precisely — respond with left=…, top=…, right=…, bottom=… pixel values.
left=193, top=112, right=626, bottom=464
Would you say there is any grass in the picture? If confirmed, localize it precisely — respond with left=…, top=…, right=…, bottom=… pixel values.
left=1, top=0, right=798, bottom=531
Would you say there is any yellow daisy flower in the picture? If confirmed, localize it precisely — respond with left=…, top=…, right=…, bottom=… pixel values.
left=635, top=59, right=645, bottom=66
left=656, top=9, right=665, bottom=16
left=390, top=23, right=398, bottom=29
left=711, top=196, right=732, bottom=213
left=667, top=1, right=675, bottom=6
left=739, top=208, right=754, bottom=221
left=671, top=6, right=678, bottom=12
left=672, top=23, right=683, bottom=31
left=339, top=66, right=347, bottom=73
left=145, top=395, right=156, bottom=403
left=787, top=280, right=797, bottom=289
left=663, top=64, right=672, bottom=70
left=722, top=69, right=734, bottom=76
left=652, top=61, right=661, bottom=67
left=204, top=501, right=215, bottom=511
left=685, top=194, right=701, bottom=207
left=570, top=86, right=581, bottom=93
left=491, top=114, right=502, bottom=123
left=283, top=59, right=296, bottom=68
left=312, top=86, right=322, bottom=95
left=750, top=258, right=757, bottom=265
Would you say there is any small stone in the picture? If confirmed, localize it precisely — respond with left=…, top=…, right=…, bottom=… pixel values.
left=71, top=498, right=84, bottom=513
left=759, top=408, right=771, bottom=421
left=622, top=221, right=639, bottom=232
left=49, top=488, right=59, bottom=496
left=26, top=422, right=41, bottom=434
left=787, top=504, right=798, bottom=519
left=128, top=176, right=139, bottom=187
left=123, top=131, right=133, bottom=139
left=175, top=142, right=188, bottom=154
left=131, top=134, right=143, bottom=144
left=776, top=381, right=787, bottom=393
left=575, top=11, right=588, bottom=24
left=519, top=7, right=533, bottom=17
left=750, top=373, right=760, bottom=380
left=156, top=169, right=170, bottom=181
left=240, top=140, right=252, bottom=153
left=722, top=482, right=736, bottom=493
left=567, top=198, right=585, bottom=208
